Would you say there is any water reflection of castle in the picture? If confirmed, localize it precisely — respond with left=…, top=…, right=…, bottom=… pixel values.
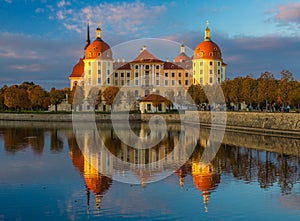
left=1, top=123, right=299, bottom=213
left=68, top=124, right=220, bottom=212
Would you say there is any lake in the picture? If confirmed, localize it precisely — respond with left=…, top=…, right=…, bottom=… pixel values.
left=0, top=121, right=299, bottom=221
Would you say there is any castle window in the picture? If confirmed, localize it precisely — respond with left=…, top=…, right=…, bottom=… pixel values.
left=200, top=70, right=203, bottom=75
left=165, top=80, right=168, bottom=85
left=218, top=62, right=221, bottom=66
left=156, top=80, right=159, bottom=85
left=115, top=72, right=118, bottom=77
left=185, top=72, right=188, bottom=77
left=98, top=77, right=101, bottom=84
left=165, top=73, right=168, bottom=77
left=98, top=69, right=101, bottom=75
left=172, top=80, right=175, bottom=85
left=127, top=72, right=130, bottom=77
left=135, top=80, right=138, bottom=85
left=156, top=73, right=159, bottom=77
left=209, top=77, right=213, bottom=84
left=135, top=65, right=138, bottom=69
left=218, top=70, right=220, bottom=75
left=121, top=72, right=124, bottom=77
left=107, top=78, right=110, bottom=84
left=88, top=52, right=92, bottom=57
left=210, top=52, right=213, bottom=56
left=135, top=73, right=138, bottom=78
left=135, top=90, right=139, bottom=97
left=172, top=73, right=175, bottom=77
left=98, top=52, right=101, bottom=56
left=210, top=61, right=213, bottom=66
left=145, top=65, right=149, bottom=69
left=127, top=80, right=130, bottom=85
left=179, top=80, right=182, bottom=85
left=115, top=80, right=118, bottom=85
left=156, top=65, right=159, bottom=69
left=214, top=47, right=217, bottom=51
left=178, top=72, right=181, bottom=77
left=210, top=70, right=213, bottom=74
left=121, top=80, right=124, bottom=86
left=185, top=80, right=188, bottom=85
left=200, top=78, right=203, bottom=84
left=200, top=61, right=203, bottom=66
left=98, top=61, right=101, bottom=66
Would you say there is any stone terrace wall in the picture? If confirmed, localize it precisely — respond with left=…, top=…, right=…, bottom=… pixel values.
left=184, top=111, right=300, bottom=135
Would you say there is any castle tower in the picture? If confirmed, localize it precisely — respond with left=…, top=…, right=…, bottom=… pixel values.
left=192, top=21, right=226, bottom=85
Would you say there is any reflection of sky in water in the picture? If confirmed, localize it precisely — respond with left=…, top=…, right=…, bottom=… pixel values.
left=0, top=122, right=299, bottom=220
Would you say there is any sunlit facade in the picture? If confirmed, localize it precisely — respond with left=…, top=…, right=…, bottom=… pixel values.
left=69, top=22, right=226, bottom=110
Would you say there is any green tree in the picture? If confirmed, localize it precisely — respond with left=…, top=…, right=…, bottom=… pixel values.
left=103, top=86, right=120, bottom=112
left=50, top=88, right=66, bottom=112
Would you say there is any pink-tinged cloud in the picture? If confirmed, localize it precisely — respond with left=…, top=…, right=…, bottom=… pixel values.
left=275, top=3, right=300, bottom=23
left=10, top=64, right=43, bottom=72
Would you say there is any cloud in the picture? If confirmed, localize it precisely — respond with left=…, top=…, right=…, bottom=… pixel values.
left=166, top=31, right=300, bottom=80
left=57, top=0, right=70, bottom=8
left=4, top=0, right=12, bottom=3
left=48, top=1, right=167, bottom=36
left=0, top=32, right=82, bottom=89
left=275, top=2, right=300, bottom=24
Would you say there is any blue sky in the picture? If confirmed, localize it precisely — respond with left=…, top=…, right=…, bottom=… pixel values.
left=1, top=0, right=300, bottom=89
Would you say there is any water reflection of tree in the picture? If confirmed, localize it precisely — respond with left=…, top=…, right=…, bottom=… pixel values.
left=50, top=129, right=63, bottom=152
left=2, top=127, right=44, bottom=154
left=211, top=144, right=300, bottom=194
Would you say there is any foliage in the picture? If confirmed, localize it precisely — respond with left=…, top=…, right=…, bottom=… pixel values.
left=87, top=87, right=100, bottom=110
left=50, top=88, right=66, bottom=112
left=102, top=86, right=120, bottom=111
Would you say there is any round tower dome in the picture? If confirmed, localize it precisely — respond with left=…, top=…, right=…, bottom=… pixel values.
left=84, top=23, right=112, bottom=59
left=193, top=22, right=222, bottom=60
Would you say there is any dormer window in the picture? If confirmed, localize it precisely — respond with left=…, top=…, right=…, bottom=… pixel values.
left=210, top=52, right=213, bottom=56
left=98, top=52, right=101, bottom=56
left=88, top=52, right=92, bottom=57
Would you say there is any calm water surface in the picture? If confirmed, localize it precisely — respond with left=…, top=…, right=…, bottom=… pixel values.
left=0, top=121, right=299, bottom=221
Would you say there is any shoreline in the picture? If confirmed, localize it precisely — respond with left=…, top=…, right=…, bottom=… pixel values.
left=0, top=111, right=299, bottom=137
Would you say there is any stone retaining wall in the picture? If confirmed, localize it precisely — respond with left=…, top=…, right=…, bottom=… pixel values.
left=0, top=112, right=299, bottom=135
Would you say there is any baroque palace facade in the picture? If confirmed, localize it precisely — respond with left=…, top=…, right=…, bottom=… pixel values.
left=69, top=22, right=226, bottom=111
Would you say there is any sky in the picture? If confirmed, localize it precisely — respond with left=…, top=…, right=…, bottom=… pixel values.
left=1, top=0, right=300, bottom=90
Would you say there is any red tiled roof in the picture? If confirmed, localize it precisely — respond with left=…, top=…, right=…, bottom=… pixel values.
left=163, top=62, right=184, bottom=70
left=133, top=49, right=162, bottom=63
left=140, top=94, right=166, bottom=102
left=69, top=58, right=84, bottom=78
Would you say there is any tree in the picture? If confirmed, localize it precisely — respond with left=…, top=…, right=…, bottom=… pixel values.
left=87, top=87, right=100, bottom=110
left=50, top=88, right=66, bottom=112
left=73, top=86, right=85, bottom=111
left=152, top=94, right=162, bottom=112
left=96, top=90, right=102, bottom=107
left=0, top=92, right=5, bottom=110
left=4, top=85, right=30, bottom=110
left=277, top=70, right=294, bottom=106
left=287, top=80, right=300, bottom=109
left=257, top=72, right=277, bottom=111
left=29, top=85, right=46, bottom=110
left=241, top=75, right=257, bottom=108
left=102, top=86, right=120, bottom=112
left=164, top=90, right=174, bottom=111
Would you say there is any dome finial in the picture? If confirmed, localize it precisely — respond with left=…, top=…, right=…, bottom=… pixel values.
left=180, top=39, right=185, bottom=54
left=96, top=21, right=101, bottom=39
left=204, top=20, right=211, bottom=41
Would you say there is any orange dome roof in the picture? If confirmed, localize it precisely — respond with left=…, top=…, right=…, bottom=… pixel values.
left=194, top=40, right=222, bottom=59
left=69, top=58, right=84, bottom=78
left=84, top=38, right=112, bottom=59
